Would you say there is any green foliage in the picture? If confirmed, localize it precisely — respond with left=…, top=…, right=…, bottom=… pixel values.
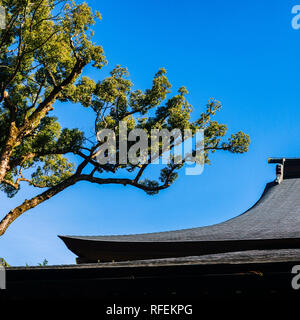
left=0, top=115, right=84, bottom=194
left=0, top=257, right=10, bottom=267
left=24, top=258, right=48, bottom=267
left=37, top=258, right=48, bottom=266
left=0, top=178, right=19, bottom=198
left=0, top=0, right=99, bottom=196
left=140, top=179, right=160, bottom=195
left=77, top=65, right=250, bottom=192
left=0, top=0, right=250, bottom=205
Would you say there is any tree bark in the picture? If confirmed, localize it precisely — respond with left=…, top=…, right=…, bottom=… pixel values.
left=0, top=149, right=13, bottom=182
left=0, top=59, right=86, bottom=183
left=0, top=175, right=80, bottom=236
left=0, top=169, right=170, bottom=236
left=0, top=123, right=19, bottom=182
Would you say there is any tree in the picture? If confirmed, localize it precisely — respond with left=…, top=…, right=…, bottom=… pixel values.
left=0, top=0, right=250, bottom=236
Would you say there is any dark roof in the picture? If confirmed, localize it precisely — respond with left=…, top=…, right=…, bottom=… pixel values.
left=5, top=252, right=300, bottom=301
left=8, top=249, right=300, bottom=270
left=61, top=178, right=300, bottom=242
left=59, top=158, right=300, bottom=262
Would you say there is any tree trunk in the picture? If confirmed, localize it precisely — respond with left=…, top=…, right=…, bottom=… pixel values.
left=0, top=124, right=18, bottom=183
left=0, top=60, right=86, bottom=183
left=0, top=175, right=81, bottom=236
left=0, top=152, right=11, bottom=182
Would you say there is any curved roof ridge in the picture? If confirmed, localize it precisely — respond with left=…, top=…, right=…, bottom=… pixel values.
left=61, top=177, right=300, bottom=242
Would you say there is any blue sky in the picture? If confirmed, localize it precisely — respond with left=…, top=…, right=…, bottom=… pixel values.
left=2, top=0, right=300, bottom=266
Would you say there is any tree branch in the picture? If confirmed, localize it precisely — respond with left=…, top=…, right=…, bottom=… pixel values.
left=20, top=58, right=86, bottom=139
left=0, top=172, right=171, bottom=236
left=0, top=174, right=80, bottom=236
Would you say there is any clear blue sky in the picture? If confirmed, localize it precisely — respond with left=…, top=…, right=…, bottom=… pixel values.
left=2, top=0, right=300, bottom=266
